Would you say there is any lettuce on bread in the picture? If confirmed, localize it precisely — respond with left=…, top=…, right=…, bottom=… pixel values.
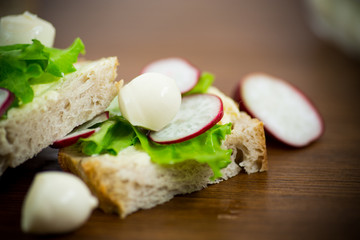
left=0, top=12, right=120, bottom=175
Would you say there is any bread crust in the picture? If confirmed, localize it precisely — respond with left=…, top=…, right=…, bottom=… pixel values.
left=0, top=57, right=119, bottom=175
left=58, top=88, right=267, bottom=218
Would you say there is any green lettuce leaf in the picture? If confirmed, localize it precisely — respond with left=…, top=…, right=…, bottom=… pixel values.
left=184, top=72, right=214, bottom=95
left=42, top=38, right=85, bottom=78
left=133, top=122, right=232, bottom=180
left=78, top=116, right=232, bottom=180
left=0, top=38, right=85, bottom=106
left=80, top=118, right=137, bottom=156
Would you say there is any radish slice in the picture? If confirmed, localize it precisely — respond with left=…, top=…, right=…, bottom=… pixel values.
left=234, top=73, right=324, bottom=147
left=0, top=88, right=15, bottom=117
left=51, top=111, right=109, bottom=148
left=141, top=57, right=201, bottom=94
left=51, top=128, right=100, bottom=149
left=75, top=111, right=109, bottom=131
left=149, top=94, right=223, bottom=144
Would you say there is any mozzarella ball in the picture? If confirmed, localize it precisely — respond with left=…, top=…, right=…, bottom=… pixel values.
left=118, top=73, right=181, bottom=131
left=0, top=11, right=55, bottom=47
left=21, top=172, right=98, bottom=235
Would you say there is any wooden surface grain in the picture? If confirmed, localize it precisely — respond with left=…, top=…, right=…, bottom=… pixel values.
left=1, top=1, right=360, bottom=239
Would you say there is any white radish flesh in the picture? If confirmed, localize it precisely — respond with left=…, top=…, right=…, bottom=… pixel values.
left=150, top=94, right=223, bottom=144
left=0, top=88, right=15, bottom=117
left=51, top=112, right=109, bottom=148
left=237, top=74, right=324, bottom=147
left=51, top=128, right=100, bottom=149
left=141, top=57, right=200, bottom=94
left=75, top=111, right=109, bottom=131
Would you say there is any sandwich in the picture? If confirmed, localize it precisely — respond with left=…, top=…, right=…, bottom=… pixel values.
left=0, top=12, right=119, bottom=175
left=57, top=57, right=268, bottom=218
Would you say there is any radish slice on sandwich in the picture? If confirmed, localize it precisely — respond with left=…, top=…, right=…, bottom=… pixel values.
left=141, top=57, right=201, bottom=94
left=74, top=111, right=109, bottom=131
left=150, top=94, right=224, bottom=144
left=51, top=112, right=109, bottom=148
left=0, top=88, right=15, bottom=117
left=51, top=128, right=100, bottom=149
left=234, top=73, right=324, bottom=147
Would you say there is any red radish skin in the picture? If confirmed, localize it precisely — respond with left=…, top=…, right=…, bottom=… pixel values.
left=149, top=94, right=224, bottom=144
left=51, top=128, right=99, bottom=149
left=0, top=88, right=15, bottom=117
left=51, top=111, right=109, bottom=148
left=141, top=57, right=201, bottom=94
left=234, top=73, right=324, bottom=147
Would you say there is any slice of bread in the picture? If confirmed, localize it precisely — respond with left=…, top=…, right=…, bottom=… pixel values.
left=58, top=87, right=267, bottom=218
left=0, top=57, right=119, bottom=175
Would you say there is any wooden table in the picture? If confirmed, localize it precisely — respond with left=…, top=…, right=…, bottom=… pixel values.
left=1, top=1, right=360, bottom=239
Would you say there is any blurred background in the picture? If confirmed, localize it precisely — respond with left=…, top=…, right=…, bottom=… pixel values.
left=1, top=0, right=360, bottom=139
left=1, top=1, right=360, bottom=238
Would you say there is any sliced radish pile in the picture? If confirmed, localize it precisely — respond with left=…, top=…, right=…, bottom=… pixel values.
left=149, top=94, right=223, bottom=144
left=234, top=73, right=324, bottom=147
left=51, top=111, right=109, bottom=148
left=0, top=88, right=15, bottom=117
left=141, top=57, right=200, bottom=94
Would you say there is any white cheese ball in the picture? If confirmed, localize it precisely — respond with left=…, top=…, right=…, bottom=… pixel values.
left=118, top=72, right=181, bottom=131
left=0, top=11, right=55, bottom=47
left=21, top=172, right=98, bottom=235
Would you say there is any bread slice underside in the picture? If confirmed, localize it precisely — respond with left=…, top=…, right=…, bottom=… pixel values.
left=58, top=110, right=267, bottom=218
left=0, top=57, right=119, bottom=175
